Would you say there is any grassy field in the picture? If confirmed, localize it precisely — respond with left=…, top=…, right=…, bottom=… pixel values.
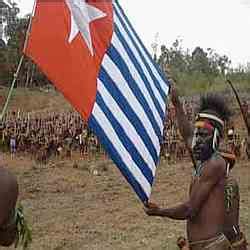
left=0, top=84, right=249, bottom=113
left=0, top=87, right=71, bottom=113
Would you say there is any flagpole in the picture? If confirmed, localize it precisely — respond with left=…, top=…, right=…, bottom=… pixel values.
left=0, top=0, right=37, bottom=121
left=22, top=0, right=37, bottom=55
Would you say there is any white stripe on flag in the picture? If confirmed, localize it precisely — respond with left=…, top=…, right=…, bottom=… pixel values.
left=102, top=54, right=160, bottom=154
left=88, top=1, right=170, bottom=203
left=112, top=33, right=163, bottom=132
left=114, top=2, right=169, bottom=102
left=114, top=16, right=166, bottom=112
left=97, top=79, right=156, bottom=175
left=92, top=103, right=152, bottom=197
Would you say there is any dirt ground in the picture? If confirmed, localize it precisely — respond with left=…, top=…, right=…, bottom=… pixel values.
left=0, top=88, right=249, bottom=249
left=0, top=154, right=249, bottom=250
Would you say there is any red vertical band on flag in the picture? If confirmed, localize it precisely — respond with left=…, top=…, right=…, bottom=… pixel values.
left=25, top=0, right=113, bottom=121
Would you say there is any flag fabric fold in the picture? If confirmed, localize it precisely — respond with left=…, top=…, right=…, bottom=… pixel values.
left=25, top=0, right=170, bottom=203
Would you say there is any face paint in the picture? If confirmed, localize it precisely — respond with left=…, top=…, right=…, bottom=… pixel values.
left=192, top=127, right=214, bottom=162
left=195, top=121, right=214, bottom=133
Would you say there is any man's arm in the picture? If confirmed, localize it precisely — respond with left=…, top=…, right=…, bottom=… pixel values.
left=145, top=201, right=193, bottom=220
left=170, top=85, right=193, bottom=151
left=145, top=157, right=226, bottom=220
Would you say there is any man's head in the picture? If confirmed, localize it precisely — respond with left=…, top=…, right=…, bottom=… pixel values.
left=192, top=93, right=231, bottom=162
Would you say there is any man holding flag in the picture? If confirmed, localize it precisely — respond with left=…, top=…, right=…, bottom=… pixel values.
left=24, top=0, right=169, bottom=205
left=145, top=87, right=235, bottom=249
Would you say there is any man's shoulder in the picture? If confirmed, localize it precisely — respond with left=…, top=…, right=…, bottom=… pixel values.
left=212, top=153, right=226, bottom=168
left=202, top=154, right=226, bottom=178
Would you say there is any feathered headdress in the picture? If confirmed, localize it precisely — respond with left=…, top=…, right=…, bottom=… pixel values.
left=195, top=93, right=231, bottom=136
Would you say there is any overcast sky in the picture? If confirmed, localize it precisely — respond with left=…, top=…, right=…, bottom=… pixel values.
left=16, top=0, right=250, bottom=67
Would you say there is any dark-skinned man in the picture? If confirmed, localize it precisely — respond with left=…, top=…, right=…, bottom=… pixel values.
left=145, top=90, right=233, bottom=249
left=166, top=85, right=247, bottom=249
left=171, top=85, right=248, bottom=250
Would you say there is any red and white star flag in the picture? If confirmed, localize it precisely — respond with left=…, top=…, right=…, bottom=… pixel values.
left=25, top=0, right=170, bottom=203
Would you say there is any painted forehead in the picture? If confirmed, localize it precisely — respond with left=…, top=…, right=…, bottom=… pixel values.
left=195, top=112, right=224, bottom=127
left=195, top=121, right=214, bottom=134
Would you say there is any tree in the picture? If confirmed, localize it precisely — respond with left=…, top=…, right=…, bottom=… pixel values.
left=155, top=39, right=245, bottom=93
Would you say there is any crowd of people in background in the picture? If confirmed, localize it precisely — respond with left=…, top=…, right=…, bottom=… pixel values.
left=0, top=97, right=249, bottom=164
left=0, top=109, right=104, bottom=163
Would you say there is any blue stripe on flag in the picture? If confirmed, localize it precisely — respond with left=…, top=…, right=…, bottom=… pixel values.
left=114, top=1, right=169, bottom=90
left=87, top=1, right=169, bottom=203
left=95, top=92, right=154, bottom=183
left=113, top=24, right=165, bottom=121
left=99, top=68, right=159, bottom=164
left=113, top=3, right=168, bottom=102
left=106, top=44, right=162, bottom=139
left=99, top=66, right=159, bottom=164
left=88, top=115, right=149, bottom=203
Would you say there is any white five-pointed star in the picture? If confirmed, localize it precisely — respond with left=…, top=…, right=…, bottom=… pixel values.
left=66, top=0, right=107, bottom=56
